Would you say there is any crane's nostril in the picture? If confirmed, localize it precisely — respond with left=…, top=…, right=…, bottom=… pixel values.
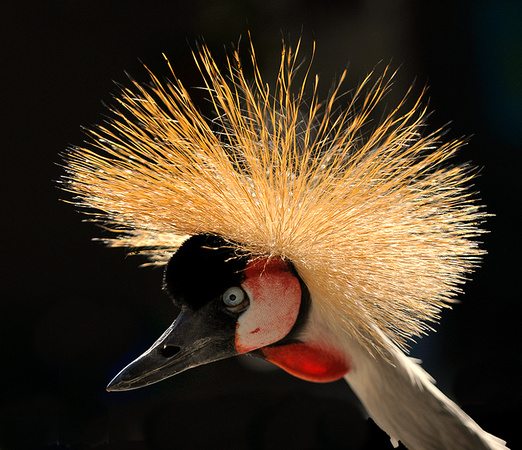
left=159, top=345, right=181, bottom=358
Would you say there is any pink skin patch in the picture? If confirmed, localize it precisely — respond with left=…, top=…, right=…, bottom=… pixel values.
left=235, top=258, right=301, bottom=354
left=261, top=343, right=349, bottom=383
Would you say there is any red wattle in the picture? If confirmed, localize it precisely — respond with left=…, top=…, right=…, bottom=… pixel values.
left=261, top=343, right=349, bottom=383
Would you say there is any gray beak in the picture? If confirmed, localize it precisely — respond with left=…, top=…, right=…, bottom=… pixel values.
left=107, top=304, right=237, bottom=391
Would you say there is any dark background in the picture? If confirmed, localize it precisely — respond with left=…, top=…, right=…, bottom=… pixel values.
left=2, top=1, right=521, bottom=448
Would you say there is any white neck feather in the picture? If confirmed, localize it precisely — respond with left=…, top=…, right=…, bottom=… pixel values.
left=344, top=333, right=507, bottom=449
left=304, top=308, right=507, bottom=449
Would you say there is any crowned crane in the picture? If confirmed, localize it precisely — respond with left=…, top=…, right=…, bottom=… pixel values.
left=63, top=38, right=508, bottom=449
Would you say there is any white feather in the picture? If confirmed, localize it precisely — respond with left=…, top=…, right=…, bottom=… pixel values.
left=305, top=304, right=508, bottom=449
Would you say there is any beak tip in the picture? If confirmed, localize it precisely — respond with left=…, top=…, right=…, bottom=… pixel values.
left=106, top=364, right=158, bottom=392
left=106, top=371, right=132, bottom=392
left=106, top=381, right=118, bottom=392
left=106, top=379, right=121, bottom=392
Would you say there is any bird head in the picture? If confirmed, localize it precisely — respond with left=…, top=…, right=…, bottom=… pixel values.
left=63, top=38, right=486, bottom=393
left=107, top=234, right=349, bottom=391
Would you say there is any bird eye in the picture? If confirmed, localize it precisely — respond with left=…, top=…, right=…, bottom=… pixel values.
left=222, top=286, right=247, bottom=308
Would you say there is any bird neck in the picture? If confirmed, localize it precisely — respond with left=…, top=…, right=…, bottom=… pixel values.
left=344, top=332, right=507, bottom=450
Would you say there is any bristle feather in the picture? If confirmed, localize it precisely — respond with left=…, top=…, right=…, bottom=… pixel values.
left=63, top=40, right=487, bottom=353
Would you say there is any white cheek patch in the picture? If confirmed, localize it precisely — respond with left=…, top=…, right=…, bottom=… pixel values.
left=235, top=258, right=301, bottom=354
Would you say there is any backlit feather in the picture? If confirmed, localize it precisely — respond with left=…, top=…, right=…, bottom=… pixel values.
left=63, top=38, right=487, bottom=357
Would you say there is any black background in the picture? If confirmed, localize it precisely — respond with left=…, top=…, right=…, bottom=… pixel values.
left=2, top=1, right=521, bottom=448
